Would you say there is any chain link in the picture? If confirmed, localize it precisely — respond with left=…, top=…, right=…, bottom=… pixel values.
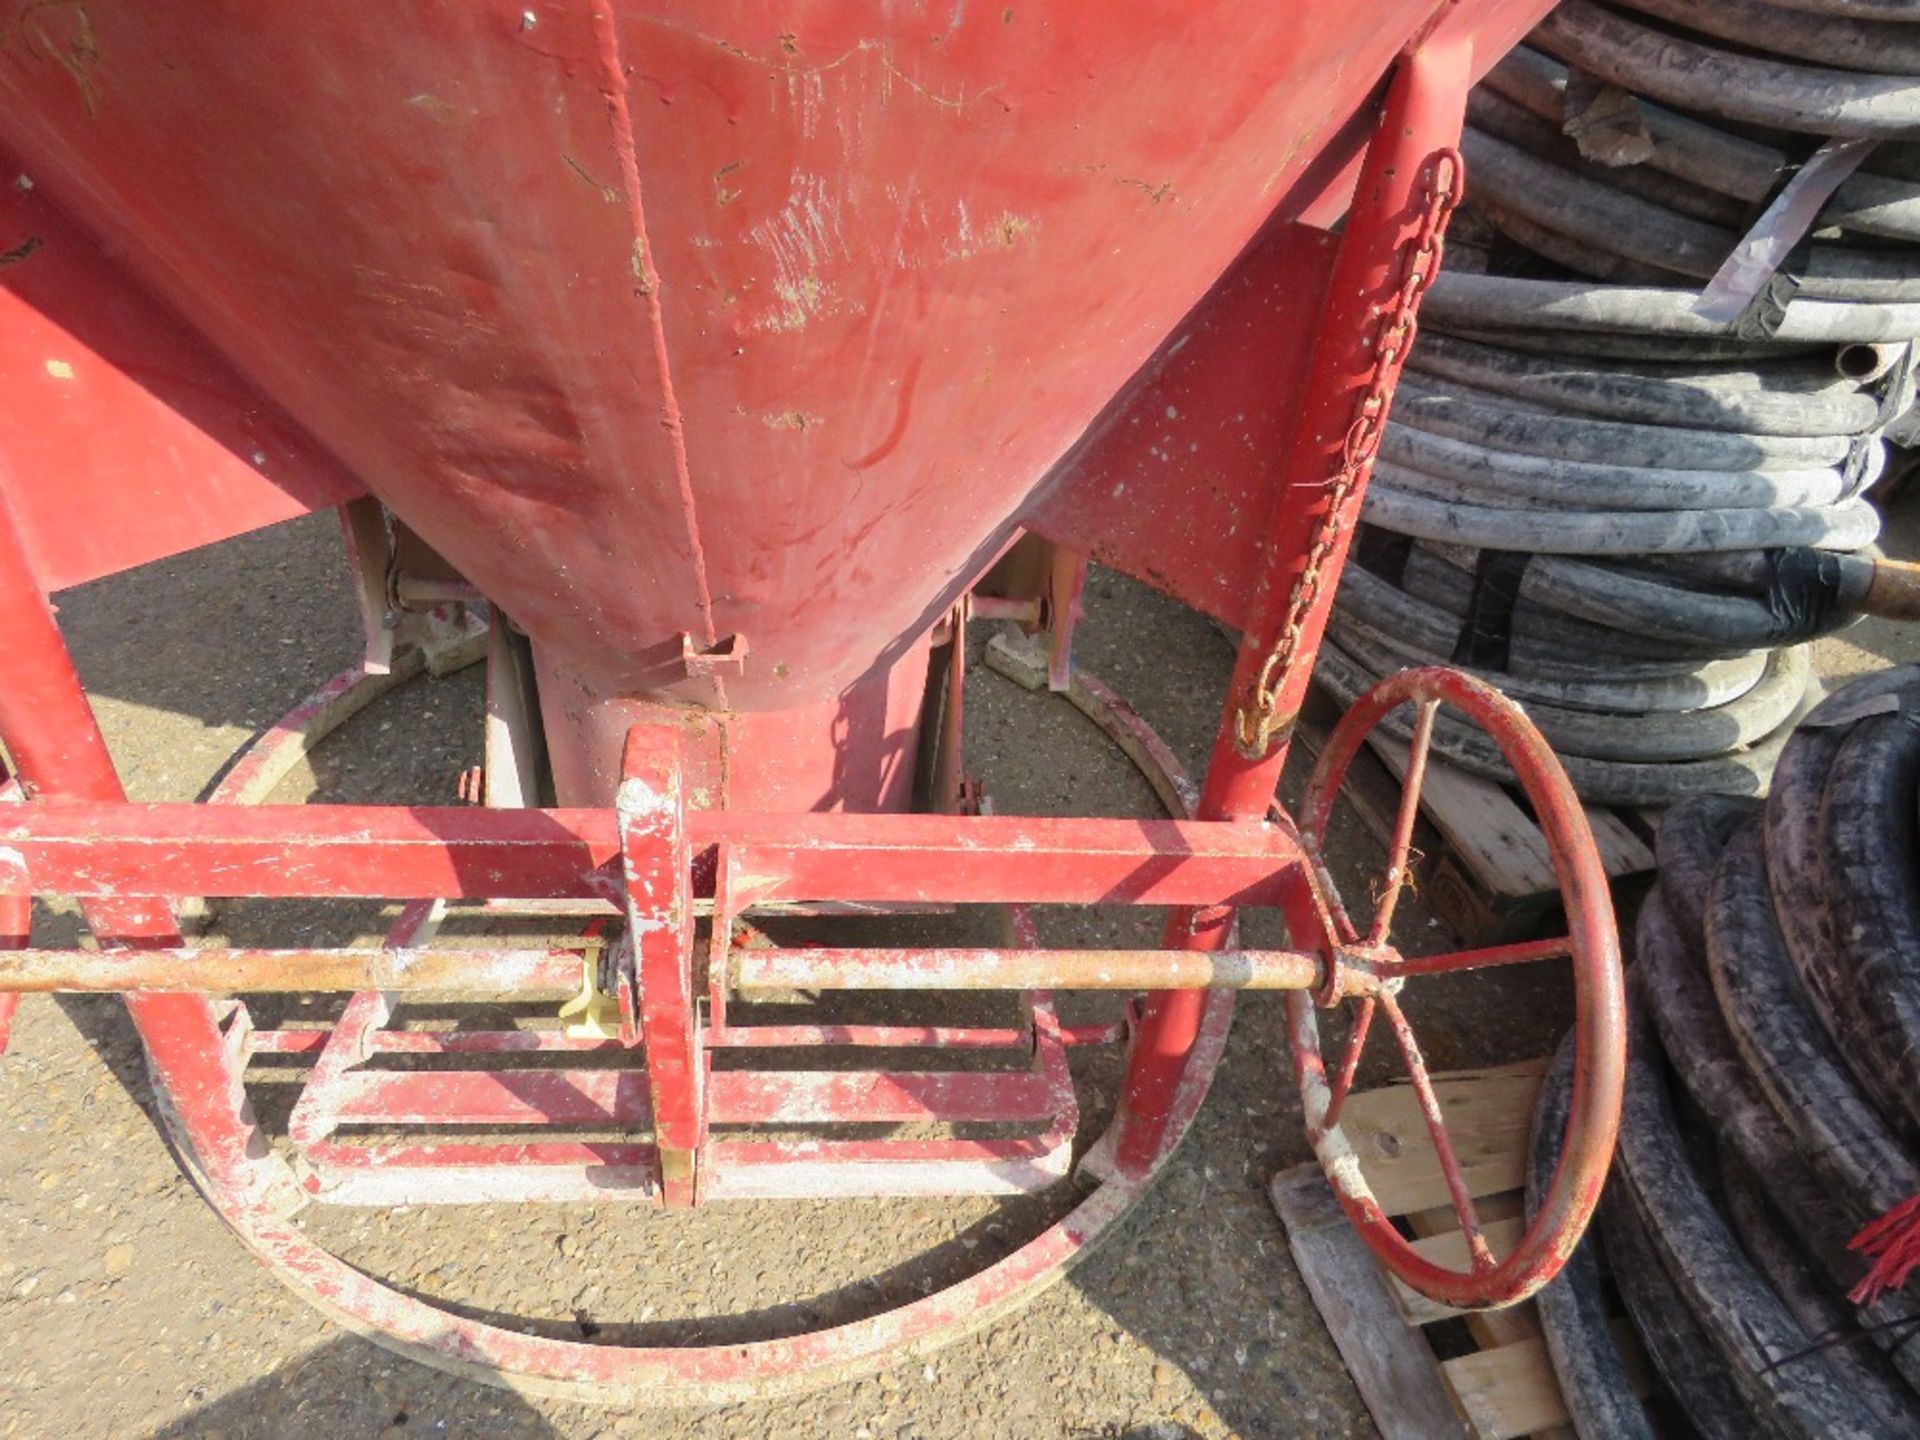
left=1234, top=148, right=1463, bottom=759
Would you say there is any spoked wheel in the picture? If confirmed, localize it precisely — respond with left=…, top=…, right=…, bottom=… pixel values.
left=1288, top=666, right=1626, bottom=1310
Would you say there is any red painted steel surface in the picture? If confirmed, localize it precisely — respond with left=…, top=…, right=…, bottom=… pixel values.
left=0, top=0, right=1541, bottom=718
left=0, top=803, right=1306, bottom=907
left=536, top=638, right=932, bottom=808
left=1028, top=221, right=1338, bottom=628
left=0, top=150, right=361, bottom=593
left=0, top=0, right=1619, bottom=1397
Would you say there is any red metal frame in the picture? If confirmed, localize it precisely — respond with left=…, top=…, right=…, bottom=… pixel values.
left=0, top=21, right=1621, bottom=1403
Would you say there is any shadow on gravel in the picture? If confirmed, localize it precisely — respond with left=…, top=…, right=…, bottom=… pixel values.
left=51, top=991, right=166, bottom=1141
left=141, top=1337, right=563, bottom=1439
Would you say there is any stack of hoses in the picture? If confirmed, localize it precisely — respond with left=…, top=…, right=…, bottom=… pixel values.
left=1525, top=666, right=1920, bottom=1437
left=1324, top=0, right=1920, bottom=804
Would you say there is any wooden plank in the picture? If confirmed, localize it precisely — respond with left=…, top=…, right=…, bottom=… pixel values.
left=1442, top=1321, right=1652, bottom=1440
left=1300, top=676, right=1658, bottom=948
left=1443, top=1337, right=1569, bottom=1440
left=1284, top=1062, right=1655, bottom=1440
left=1272, top=1164, right=1474, bottom=1440
left=1392, top=1213, right=1531, bottom=1329
left=1366, top=729, right=1655, bottom=891
left=1344, top=1061, right=1548, bottom=1216
left=1368, top=731, right=1558, bottom=897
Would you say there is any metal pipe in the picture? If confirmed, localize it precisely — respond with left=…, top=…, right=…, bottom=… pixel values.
left=733, top=947, right=1324, bottom=994
left=0, top=946, right=585, bottom=994
left=0, top=803, right=1306, bottom=909
left=0, top=943, right=1327, bottom=997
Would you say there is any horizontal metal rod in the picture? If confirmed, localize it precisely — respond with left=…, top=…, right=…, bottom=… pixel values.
left=1388, top=934, right=1574, bottom=979
left=732, top=947, right=1324, bottom=993
left=0, top=944, right=1325, bottom=996
left=0, top=947, right=584, bottom=994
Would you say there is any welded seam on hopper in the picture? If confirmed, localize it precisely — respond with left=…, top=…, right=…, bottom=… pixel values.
left=588, top=1, right=725, bottom=695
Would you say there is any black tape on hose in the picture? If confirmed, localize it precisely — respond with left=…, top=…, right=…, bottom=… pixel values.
left=1875, top=343, right=1917, bottom=430
left=1732, top=261, right=1804, bottom=343
left=1762, top=547, right=1846, bottom=644
left=1355, top=526, right=1416, bottom=587
left=1454, top=550, right=1533, bottom=668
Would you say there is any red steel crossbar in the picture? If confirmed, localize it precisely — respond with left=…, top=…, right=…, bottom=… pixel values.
left=0, top=804, right=1304, bottom=907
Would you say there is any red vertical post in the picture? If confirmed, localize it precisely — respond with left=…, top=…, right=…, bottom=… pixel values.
left=1109, top=37, right=1473, bottom=1177
left=0, top=489, right=284, bottom=1202
left=617, top=725, right=702, bottom=1206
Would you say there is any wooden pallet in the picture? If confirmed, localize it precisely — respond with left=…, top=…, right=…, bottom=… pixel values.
left=1271, top=1061, right=1652, bottom=1440
left=1294, top=686, right=1657, bottom=945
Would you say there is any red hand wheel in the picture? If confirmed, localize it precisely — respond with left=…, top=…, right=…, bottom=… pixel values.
left=1287, top=666, right=1626, bottom=1310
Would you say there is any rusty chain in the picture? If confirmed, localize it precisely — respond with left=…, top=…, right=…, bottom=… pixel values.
left=1234, top=148, right=1464, bottom=759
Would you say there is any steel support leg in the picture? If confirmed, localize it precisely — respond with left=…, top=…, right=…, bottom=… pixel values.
left=1109, top=36, right=1474, bottom=1177
left=0, top=491, right=285, bottom=1203
left=618, top=726, right=702, bottom=1205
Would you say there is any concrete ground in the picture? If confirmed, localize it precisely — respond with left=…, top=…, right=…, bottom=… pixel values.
left=1, top=501, right=1914, bottom=1439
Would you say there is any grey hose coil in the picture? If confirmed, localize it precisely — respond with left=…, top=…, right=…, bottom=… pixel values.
left=1377, top=429, right=1859, bottom=511
left=1393, top=376, right=1859, bottom=470
left=1314, top=638, right=1797, bottom=802
left=1319, top=1, right=1911, bottom=805
left=1535, top=0, right=1920, bottom=138
left=1475, top=195, right=1683, bottom=287
left=1394, top=545, right=1759, bottom=661
left=1337, top=636, right=1809, bottom=763
left=1407, top=333, right=1885, bottom=436
left=1331, top=614, right=1772, bottom=715
left=1467, top=85, right=1753, bottom=230
left=1749, top=0, right=1920, bottom=19
left=1464, top=127, right=1920, bottom=303
left=1614, top=0, right=1920, bottom=80
left=1363, top=480, right=1881, bottom=554
left=1335, top=563, right=1766, bottom=681
left=1527, top=1033, right=1665, bottom=1440
left=1484, top=47, right=1920, bottom=243
left=1406, top=539, right=1867, bottom=650
left=1363, top=550, right=1754, bottom=663
left=1440, top=326, right=1825, bottom=364
left=1336, top=560, right=1766, bottom=679
left=1425, top=272, right=1920, bottom=345
left=1517, top=554, right=1861, bottom=650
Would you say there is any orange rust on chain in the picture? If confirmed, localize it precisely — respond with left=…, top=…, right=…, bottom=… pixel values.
left=1233, top=147, right=1464, bottom=759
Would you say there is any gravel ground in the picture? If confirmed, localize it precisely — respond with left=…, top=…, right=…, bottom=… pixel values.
left=2, top=504, right=1913, bottom=1439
